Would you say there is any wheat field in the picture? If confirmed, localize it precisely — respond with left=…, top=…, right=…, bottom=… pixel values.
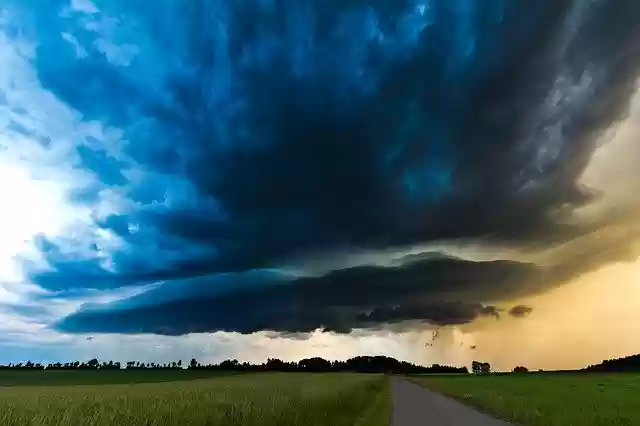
left=0, top=373, right=391, bottom=426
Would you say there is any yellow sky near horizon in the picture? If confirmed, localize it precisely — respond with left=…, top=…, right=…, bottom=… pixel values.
left=447, top=257, right=640, bottom=371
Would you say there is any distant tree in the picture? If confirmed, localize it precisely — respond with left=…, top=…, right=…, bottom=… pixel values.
left=298, top=357, right=332, bottom=372
left=264, top=358, right=287, bottom=371
left=220, top=359, right=240, bottom=371
left=472, top=361, right=491, bottom=375
left=190, top=358, right=198, bottom=369
left=87, top=358, right=99, bottom=369
left=177, top=360, right=182, bottom=368
left=513, top=366, right=529, bottom=373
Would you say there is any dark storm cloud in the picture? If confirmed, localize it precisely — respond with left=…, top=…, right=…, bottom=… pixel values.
left=56, top=254, right=542, bottom=334
left=508, top=305, right=533, bottom=318
left=30, top=0, right=640, bottom=274
left=16, top=0, right=640, bottom=333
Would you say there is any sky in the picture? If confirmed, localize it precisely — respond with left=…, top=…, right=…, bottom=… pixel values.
left=0, top=0, right=639, bottom=371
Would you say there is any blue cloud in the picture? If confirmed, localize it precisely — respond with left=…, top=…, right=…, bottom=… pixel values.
left=0, top=0, right=639, bottom=337
left=76, top=146, right=129, bottom=186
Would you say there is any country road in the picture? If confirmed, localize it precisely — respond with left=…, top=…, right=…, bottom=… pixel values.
left=390, top=377, right=514, bottom=426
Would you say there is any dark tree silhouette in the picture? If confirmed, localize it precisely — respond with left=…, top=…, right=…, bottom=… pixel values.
left=0, top=356, right=470, bottom=375
left=472, top=361, right=491, bottom=375
left=584, top=354, right=640, bottom=373
left=298, top=357, right=332, bottom=372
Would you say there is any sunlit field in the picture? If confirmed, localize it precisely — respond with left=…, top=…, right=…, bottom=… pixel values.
left=412, top=373, right=640, bottom=426
left=0, top=373, right=390, bottom=426
left=0, top=369, right=234, bottom=386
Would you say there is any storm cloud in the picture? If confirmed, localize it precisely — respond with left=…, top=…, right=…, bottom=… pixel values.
left=3, top=0, right=640, bottom=336
left=57, top=254, right=542, bottom=334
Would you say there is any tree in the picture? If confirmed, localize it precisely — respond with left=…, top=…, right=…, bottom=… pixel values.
left=177, top=360, right=182, bottom=368
left=513, top=366, right=529, bottom=373
left=472, top=361, right=491, bottom=375
left=220, top=359, right=241, bottom=370
left=190, top=358, right=198, bottom=369
left=298, top=357, right=331, bottom=372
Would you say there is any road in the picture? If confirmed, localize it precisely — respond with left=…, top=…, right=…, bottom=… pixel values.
left=390, top=377, right=514, bottom=426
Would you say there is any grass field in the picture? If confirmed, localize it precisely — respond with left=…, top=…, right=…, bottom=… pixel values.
left=0, top=373, right=391, bottom=426
left=412, top=373, right=640, bottom=426
left=0, top=369, right=236, bottom=386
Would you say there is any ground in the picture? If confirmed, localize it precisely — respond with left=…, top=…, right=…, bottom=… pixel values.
left=0, top=372, right=391, bottom=426
left=412, top=373, right=640, bottom=426
left=2, top=371, right=640, bottom=425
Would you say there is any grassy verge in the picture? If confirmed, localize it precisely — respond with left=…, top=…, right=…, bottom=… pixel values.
left=355, top=375, right=392, bottom=426
left=0, top=373, right=387, bottom=426
left=411, top=373, right=640, bottom=426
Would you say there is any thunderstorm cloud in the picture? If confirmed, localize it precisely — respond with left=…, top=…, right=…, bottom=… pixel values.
left=0, top=0, right=639, bottom=341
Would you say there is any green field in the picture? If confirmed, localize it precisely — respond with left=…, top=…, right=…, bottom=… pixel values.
left=0, top=372, right=391, bottom=426
left=0, top=369, right=236, bottom=387
left=412, top=373, right=640, bottom=426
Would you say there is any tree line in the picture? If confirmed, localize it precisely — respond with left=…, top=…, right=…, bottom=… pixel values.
left=0, top=359, right=122, bottom=371
left=0, top=356, right=469, bottom=374
left=583, top=354, right=640, bottom=373
left=185, top=356, right=468, bottom=374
